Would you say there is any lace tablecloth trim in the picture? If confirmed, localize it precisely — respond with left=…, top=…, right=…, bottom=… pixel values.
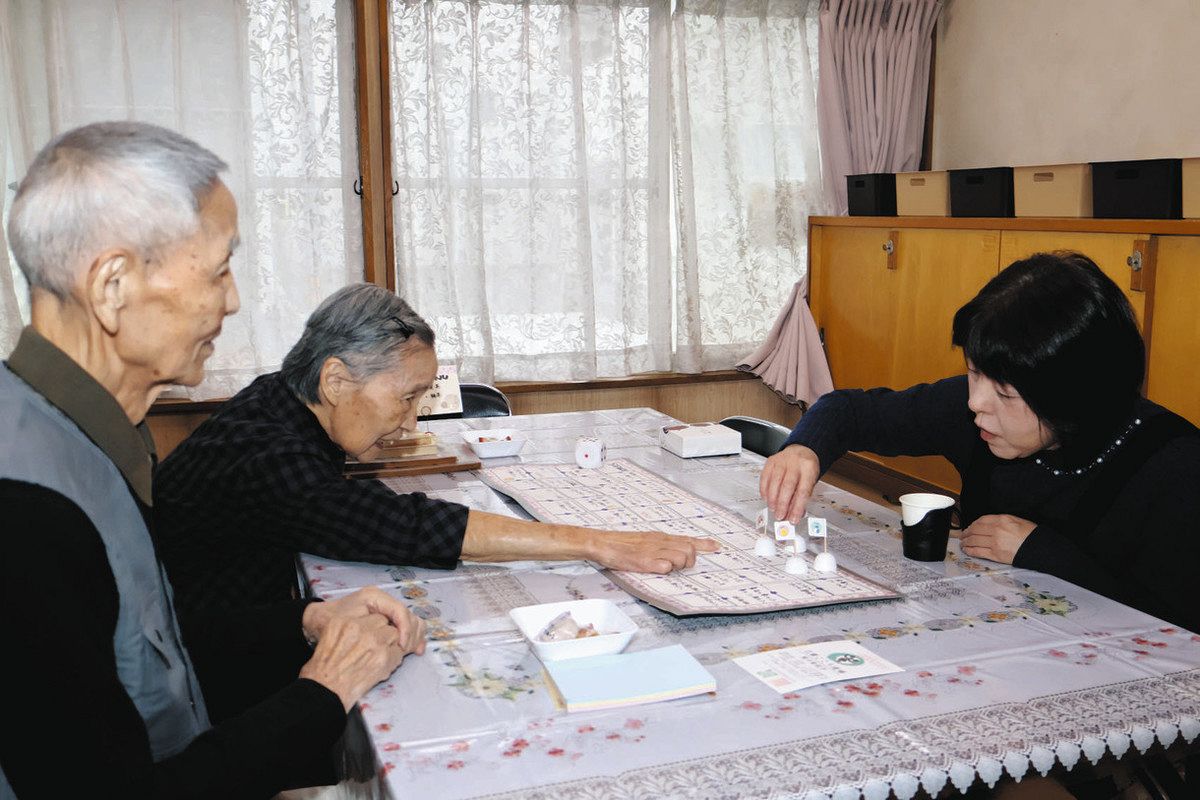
left=479, top=670, right=1200, bottom=800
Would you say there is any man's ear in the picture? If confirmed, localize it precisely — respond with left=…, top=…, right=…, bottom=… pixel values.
left=86, top=249, right=136, bottom=335
left=317, top=357, right=354, bottom=407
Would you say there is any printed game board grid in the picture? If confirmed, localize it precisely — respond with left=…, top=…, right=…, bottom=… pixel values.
left=479, top=459, right=900, bottom=616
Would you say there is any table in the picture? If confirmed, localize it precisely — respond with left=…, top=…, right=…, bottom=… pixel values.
left=300, top=408, right=1200, bottom=799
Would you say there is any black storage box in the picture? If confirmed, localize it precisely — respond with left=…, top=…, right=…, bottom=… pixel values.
left=1091, top=159, right=1182, bottom=219
left=846, top=173, right=896, bottom=216
left=949, top=167, right=1014, bottom=217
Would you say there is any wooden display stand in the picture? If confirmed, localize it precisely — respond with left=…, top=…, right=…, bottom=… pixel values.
left=344, top=432, right=480, bottom=479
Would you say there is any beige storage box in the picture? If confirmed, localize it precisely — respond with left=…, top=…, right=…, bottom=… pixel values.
left=1014, top=164, right=1092, bottom=217
left=896, top=171, right=950, bottom=216
left=1183, top=158, right=1200, bottom=218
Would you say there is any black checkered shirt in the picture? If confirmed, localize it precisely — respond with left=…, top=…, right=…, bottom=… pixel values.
left=153, top=372, right=468, bottom=617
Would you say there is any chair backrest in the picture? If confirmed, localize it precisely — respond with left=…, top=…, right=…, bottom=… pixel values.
left=459, top=383, right=512, bottom=419
left=718, top=415, right=791, bottom=458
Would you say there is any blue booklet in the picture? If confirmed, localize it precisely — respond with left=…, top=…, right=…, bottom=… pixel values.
left=543, top=644, right=717, bottom=713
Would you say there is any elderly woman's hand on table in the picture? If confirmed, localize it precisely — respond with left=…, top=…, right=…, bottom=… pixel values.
left=760, top=444, right=822, bottom=524
left=460, top=509, right=719, bottom=574
left=299, top=586, right=426, bottom=711
left=582, top=529, right=720, bottom=574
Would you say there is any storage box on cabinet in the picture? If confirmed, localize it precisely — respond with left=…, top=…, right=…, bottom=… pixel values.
left=847, top=173, right=897, bottom=216
left=1014, top=164, right=1092, bottom=217
left=950, top=167, right=1014, bottom=217
left=1092, top=159, right=1182, bottom=219
left=895, top=171, right=949, bottom=216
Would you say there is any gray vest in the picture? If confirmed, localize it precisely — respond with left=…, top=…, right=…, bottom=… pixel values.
left=0, top=365, right=208, bottom=796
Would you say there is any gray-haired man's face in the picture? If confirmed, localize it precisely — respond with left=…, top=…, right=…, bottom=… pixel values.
left=117, top=180, right=241, bottom=387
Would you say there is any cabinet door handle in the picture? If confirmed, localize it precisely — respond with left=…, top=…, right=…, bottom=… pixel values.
left=884, top=233, right=898, bottom=270
left=1129, top=239, right=1153, bottom=292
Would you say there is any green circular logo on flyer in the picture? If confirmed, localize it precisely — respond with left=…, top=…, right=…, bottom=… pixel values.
left=827, top=652, right=865, bottom=666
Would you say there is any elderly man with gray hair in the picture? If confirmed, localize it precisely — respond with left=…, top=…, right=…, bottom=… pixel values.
left=153, top=285, right=717, bottom=711
left=0, top=122, right=426, bottom=798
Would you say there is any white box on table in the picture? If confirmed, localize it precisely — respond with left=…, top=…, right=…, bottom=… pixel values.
left=659, top=422, right=742, bottom=458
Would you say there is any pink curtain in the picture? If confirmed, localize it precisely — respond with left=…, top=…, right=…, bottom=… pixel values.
left=736, top=279, right=834, bottom=408
left=817, top=0, right=942, bottom=214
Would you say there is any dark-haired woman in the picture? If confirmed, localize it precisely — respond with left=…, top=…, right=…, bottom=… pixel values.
left=760, top=252, right=1200, bottom=632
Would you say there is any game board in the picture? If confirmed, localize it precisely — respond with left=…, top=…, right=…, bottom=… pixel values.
left=479, top=459, right=900, bottom=616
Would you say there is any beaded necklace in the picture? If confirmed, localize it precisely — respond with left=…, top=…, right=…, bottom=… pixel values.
left=1034, top=417, right=1142, bottom=477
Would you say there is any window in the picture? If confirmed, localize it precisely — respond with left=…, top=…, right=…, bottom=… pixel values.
left=383, top=0, right=825, bottom=382
left=1, top=0, right=824, bottom=391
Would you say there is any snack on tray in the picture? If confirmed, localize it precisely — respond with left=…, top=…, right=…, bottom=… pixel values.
left=476, top=435, right=513, bottom=443
left=537, top=611, right=601, bottom=642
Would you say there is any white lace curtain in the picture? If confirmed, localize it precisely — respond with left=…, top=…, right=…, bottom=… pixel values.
left=0, top=0, right=363, bottom=398
left=389, top=0, right=825, bottom=382
left=0, top=0, right=26, bottom=354
left=2, top=0, right=825, bottom=389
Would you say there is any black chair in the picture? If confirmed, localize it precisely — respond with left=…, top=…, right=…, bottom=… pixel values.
left=460, top=383, right=512, bottom=418
left=718, top=415, right=791, bottom=458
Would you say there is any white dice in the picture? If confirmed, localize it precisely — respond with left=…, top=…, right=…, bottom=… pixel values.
left=574, top=436, right=606, bottom=469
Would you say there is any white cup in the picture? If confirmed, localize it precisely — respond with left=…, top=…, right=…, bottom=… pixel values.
left=898, top=493, right=955, bottom=526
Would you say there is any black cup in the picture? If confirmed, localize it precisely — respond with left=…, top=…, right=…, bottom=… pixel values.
left=901, top=506, right=953, bottom=561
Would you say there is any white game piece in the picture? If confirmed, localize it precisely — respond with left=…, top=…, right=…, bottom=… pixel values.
left=754, top=538, right=777, bottom=558
left=784, top=555, right=809, bottom=575
left=574, top=436, right=606, bottom=469
left=813, top=552, right=837, bottom=573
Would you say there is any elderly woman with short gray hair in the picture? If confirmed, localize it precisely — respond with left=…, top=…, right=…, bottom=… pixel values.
left=154, top=284, right=715, bottom=708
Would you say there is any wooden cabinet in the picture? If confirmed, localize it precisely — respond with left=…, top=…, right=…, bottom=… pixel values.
left=1146, top=236, right=1200, bottom=427
left=812, top=228, right=1000, bottom=390
left=998, top=231, right=1150, bottom=327
left=891, top=229, right=1001, bottom=386
left=810, top=226, right=900, bottom=392
left=810, top=225, right=1000, bottom=493
left=809, top=217, right=1200, bottom=495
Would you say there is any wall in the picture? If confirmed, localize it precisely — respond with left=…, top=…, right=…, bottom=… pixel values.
left=932, top=0, right=1200, bottom=170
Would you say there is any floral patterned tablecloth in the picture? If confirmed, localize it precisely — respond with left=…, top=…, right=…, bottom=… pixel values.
left=300, top=408, right=1200, bottom=799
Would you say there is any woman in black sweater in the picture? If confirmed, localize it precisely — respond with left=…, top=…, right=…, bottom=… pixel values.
left=762, top=252, right=1200, bottom=632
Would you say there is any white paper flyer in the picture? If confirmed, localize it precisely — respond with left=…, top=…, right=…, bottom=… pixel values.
left=734, top=640, right=903, bottom=694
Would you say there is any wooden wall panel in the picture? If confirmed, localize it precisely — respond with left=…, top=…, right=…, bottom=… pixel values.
left=147, top=377, right=804, bottom=460
left=509, top=379, right=802, bottom=429
left=147, top=412, right=211, bottom=460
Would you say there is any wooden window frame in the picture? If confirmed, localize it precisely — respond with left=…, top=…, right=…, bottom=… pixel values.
left=353, top=0, right=396, bottom=291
